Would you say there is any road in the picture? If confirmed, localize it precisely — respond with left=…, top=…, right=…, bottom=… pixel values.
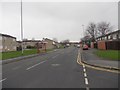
left=1, top=47, right=119, bottom=88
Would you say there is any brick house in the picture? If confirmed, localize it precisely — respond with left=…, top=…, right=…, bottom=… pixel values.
left=0, top=34, right=16, bottom=52
left=96, top=30, right=120, bottom=50
left=43, top=38, right=60, bottom=49
left=22, top=40, right=42, bottom=49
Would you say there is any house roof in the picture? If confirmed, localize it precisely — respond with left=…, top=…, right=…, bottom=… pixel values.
left=0, top=33, right=16, bottom=39
left=43, top=38, right=59, bottom=43
left=96, top=29, right=120, bottom=39
left=23, top=40, right=42, bottom=42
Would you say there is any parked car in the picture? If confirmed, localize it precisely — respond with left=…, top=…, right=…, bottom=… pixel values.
left=77, top=45, right=80, bottom=48
left=66, top=44, right=70, bottom=47
left=83, top=44, right=88, bottom=50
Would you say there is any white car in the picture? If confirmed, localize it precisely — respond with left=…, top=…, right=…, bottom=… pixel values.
left=66, top=44, right=70, bottom=47
left=77, top=45, right=80, bottom=48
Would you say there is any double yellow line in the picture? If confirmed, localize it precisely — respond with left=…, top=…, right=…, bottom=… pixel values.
left=77, top=49, right=120, bottom=74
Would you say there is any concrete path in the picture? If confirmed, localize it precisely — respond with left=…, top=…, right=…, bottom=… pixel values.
left=81, top=48, right=119, bottom=70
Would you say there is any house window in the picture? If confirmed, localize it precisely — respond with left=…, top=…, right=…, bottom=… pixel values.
left=108, top=36, right=111, bottom=39
left=113, top=34, right=116, bottom=39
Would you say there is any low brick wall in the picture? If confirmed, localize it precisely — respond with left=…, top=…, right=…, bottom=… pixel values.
left=98, top=41, right=106, bottom=50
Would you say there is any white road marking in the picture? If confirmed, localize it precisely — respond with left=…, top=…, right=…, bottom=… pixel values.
left=51, top=64, right=60, bottom=67
left=84, top=73, right=87, bottom=77
left=26, top=61, right=46, bottom=70
left=12, top=66, right=21, bottom=70
left=85, top=78, right=89, bottom=85
left=83, top=68, right=86, bottom=72
left=77, top=49, right=89, bottom=90
left=83, top=64, right=85, bottom=68
left=52, top=55, right=59, bottom=59
left=0, top=78, right=7, bottom=83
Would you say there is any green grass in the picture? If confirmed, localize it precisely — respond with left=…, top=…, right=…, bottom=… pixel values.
left=59, top=45, right=64, bottom=49
left=1, top=48, right=54, bottom=60
left=94, top=50, right=120, bottom=60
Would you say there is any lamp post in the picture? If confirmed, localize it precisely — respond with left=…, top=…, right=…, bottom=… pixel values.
left=21, top=0, right=24, bottom=54
left=82, top=24, right=85, bottom=44
left=82, top=24, right=84, bottom=37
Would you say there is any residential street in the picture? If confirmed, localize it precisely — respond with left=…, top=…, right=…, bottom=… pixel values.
left=2, top=47, right=119, bottom=88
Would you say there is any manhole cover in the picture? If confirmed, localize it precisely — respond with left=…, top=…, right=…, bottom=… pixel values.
left=51, top=64, right=60, bottom=67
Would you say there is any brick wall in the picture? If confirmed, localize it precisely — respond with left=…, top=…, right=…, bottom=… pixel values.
left=98, top=41, right=106, bottom=50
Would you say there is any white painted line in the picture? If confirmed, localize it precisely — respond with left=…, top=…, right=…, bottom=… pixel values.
left=26, top=61, right=46, bottom=70
left=52, top=55, right=59, bottom=59
left=12, top=66, right=21, bottom=70
left=83, top=68, right=86, bottom=72
left=0, top=78, right=7, bottom=83
left=84, top=73, right=87, bottom=77
left=85, top=78, right=89, bottom=85
left=83, top=65, right=85, bottom=68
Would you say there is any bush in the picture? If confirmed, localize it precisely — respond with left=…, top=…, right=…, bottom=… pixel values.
left=27, top=45, right=36, bottom=49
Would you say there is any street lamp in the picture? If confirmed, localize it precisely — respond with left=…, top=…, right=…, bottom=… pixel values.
left=82, top=24, right=84, bottom=37
left=21, top=0, right=24, bottom=54
left=82, top=25, right=85, bottom=44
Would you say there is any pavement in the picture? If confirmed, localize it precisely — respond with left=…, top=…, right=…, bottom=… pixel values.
left=80, top=48, right=120, bottom=71
left=0, top=47, right=119, bottom=88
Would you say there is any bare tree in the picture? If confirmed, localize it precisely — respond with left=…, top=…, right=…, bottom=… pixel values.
left=97, top=21, right=113, bottom=36
left=86, top=22, right=97, bottom=41
left=63, top=39, right=70, bottom=43
left=60, top=39, right=70, bottom=45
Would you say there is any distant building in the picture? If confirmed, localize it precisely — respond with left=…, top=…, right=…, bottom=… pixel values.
left=43, top=38, right=60, bottom=49
left=22, top=40, right=42, bottom=49
left=96, top=30, right=120, bottom=41
left=17, top=38, right=61, bottom=51
left=95, top=30, right=120, bottom=50
left=0, top=34, right=16, bottom=52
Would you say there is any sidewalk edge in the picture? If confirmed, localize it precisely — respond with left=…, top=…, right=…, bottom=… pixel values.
left=80, top=50, right=120, bottom=72
left=0, top=53, right=46, bottom=65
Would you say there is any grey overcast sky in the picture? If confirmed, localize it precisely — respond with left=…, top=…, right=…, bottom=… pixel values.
left=1, top=0, right=118, bottom=41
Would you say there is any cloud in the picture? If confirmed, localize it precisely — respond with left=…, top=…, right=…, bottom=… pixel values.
left=1, top=2, right=118, bottom=41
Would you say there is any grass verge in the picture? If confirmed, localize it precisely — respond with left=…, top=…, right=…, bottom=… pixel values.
left=2, top=48, right=54, bottom=60
left=94, top=50, right=120, bottom=60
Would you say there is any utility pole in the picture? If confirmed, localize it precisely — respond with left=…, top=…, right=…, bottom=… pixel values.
left=21, top=0, right=24, bottom=55
left=82, top=24, right=84, bottom=37
left=82, top=24, right=85, bottom=44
